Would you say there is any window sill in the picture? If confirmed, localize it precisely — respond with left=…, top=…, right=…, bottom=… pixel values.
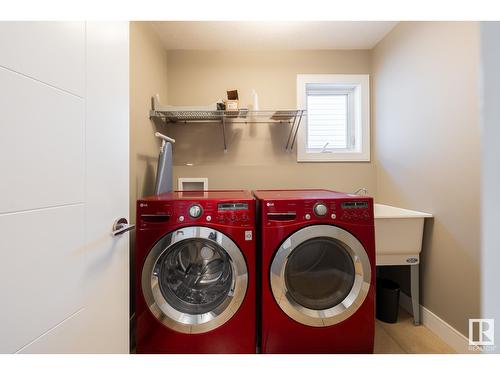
left=297, top=160, right=371, bottom=163
left=297, top=152, right=371, bottom=163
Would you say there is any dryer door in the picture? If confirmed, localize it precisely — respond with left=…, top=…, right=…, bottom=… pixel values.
left=270, top=224, right=371, bottom=327
left=142, top=226, right=248, bottom=333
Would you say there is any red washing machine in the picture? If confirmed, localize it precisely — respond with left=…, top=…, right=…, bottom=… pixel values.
left=135, top=191, right=256, bottom=353
left=254, top=189, right=375, bottom=354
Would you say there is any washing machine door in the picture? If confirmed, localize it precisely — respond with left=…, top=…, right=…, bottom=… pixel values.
left=142, top=226, right=248, bottom=333
left=270, top=224, right=371, bottom=327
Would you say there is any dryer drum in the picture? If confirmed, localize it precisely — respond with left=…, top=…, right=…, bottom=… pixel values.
left=142, top=226, right=249, bottom=334
left=284, top=237, right=356, bottom=311
left=156, top=238, right=233, bottom=315
left=270, top=224, right=371, bottom=327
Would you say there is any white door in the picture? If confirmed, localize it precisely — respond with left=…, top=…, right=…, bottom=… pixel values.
left=0, top=22, right=130, bottom=353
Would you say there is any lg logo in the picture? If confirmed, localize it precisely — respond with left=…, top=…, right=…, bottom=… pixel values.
left=266, top=202, right=274, bottom=207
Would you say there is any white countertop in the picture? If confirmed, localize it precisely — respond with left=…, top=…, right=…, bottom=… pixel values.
left=374, top=203, right=433, bottom=219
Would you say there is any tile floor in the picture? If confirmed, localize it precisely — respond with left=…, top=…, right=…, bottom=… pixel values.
left=374, top=309, right=455, bottom=354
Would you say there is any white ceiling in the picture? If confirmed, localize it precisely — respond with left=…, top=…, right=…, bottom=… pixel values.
left=150, top=21, right=398, bottom=50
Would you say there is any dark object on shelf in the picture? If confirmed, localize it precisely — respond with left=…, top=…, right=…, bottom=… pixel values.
left=216, top=102, right=226, bottom=110
left=226, top=90, right=239, bottom=100
left=225, top=90, right=239, bottom=110
left=376, top=278, right=400, bottom=323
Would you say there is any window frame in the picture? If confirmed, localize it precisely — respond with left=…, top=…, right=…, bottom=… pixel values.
left=296, top=74, right=370, bottom=162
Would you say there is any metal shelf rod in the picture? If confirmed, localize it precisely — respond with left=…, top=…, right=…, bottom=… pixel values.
left=166, top=120, right=294, bottom=124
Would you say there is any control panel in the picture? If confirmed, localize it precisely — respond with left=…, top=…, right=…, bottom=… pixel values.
left=339, top=201, right=371, bottom=221
left=138, top=200, right=254, bottom=228
left=264, top=198, right=373, bottom=226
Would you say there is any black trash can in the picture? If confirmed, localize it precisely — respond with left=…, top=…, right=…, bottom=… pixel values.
left=376, top=278, right=400, bottom=323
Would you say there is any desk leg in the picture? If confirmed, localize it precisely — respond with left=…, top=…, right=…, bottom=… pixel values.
left=410, top=264, right=421, bottom=325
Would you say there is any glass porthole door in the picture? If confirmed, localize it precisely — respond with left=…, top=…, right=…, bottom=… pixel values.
left=270, top=225, right=371, bottom=327
left=142, top=226, right=248, bottom=333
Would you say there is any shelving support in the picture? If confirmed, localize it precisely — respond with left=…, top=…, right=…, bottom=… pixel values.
left=221, top=116, right=227, bottom=152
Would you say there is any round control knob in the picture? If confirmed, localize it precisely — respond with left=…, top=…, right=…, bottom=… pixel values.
left=206, top=215, right=212, bottom=222
left=188, top=204, right=203, bottom=219
left=305, top=214, right=311, bottom=220
left=331, top=213, right=337, bottom=220
left=178, top=215, right=185, bottom=222
left=314, top=203, right=328, bottom=217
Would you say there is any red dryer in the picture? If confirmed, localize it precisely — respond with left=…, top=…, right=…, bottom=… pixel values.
left=254, top=189, right=375, bottom=354
left=135, top=191, right=256, bottom=353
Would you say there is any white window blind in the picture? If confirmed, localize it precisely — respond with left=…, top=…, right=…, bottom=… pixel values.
left=306, top=93, right=350, bottom=150
left=297, top=74, right=370, bottom=162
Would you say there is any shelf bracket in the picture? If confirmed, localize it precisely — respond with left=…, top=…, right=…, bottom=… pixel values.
left=285, top=110, right=304, bottom=151
left=289, top=111, right=304, bottom=151
left=221, top=117, right=228, bottom=152
left=285, top=114, right=298, bottom=150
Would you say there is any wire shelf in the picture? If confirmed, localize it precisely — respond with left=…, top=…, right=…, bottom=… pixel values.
left=149, top=97, right=305, bottom=152
left=149, top=109, right=304, bottom=123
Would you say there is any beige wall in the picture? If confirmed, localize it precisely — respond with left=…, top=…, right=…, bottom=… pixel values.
left=130, top=22, right=168, bottom=222
left=372, top=22, right=481, bottom=335
left=166, top=50, right=376, bottom=193
left=129, top=22, right=168, bottom=318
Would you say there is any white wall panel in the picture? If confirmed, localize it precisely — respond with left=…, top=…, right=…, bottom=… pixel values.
left=0, top=68, right=84, bottom=214
left=16, top=309, right=91, bottom=354
left=0, top=22, right=85, bottom=96
left=0, top=205, right=85, bottom=353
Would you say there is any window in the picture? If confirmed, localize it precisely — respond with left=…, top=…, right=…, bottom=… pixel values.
left=296, top=74, right=370, bottom=162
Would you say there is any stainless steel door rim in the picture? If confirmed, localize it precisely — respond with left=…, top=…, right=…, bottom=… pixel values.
left=142, top=226, right=248, bottom=333
left=270, top=224, right=371, bottom=327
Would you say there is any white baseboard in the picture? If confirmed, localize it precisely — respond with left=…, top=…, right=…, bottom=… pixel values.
left=399, top=292, right=477, bottom=354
